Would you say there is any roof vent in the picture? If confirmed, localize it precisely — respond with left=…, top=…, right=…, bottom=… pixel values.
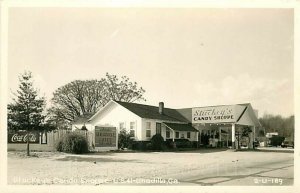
left=159, top=102, right=164, bottom=114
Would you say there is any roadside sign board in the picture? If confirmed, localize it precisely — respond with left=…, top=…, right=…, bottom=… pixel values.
left=8, top=131, right=40, bottom=144
left=94, top=126, right=117, bottom=147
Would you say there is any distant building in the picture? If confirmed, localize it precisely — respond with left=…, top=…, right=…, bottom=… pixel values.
left=266, top=132, right=279, bottom=138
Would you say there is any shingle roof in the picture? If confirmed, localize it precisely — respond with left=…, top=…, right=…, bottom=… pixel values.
left=114, top=101, right=190, bottom=123
left=86, top=100, right=260, bottom=127
left=176, top=108, right=192, bottom=122
left=163, top=122, right=198, bottom=132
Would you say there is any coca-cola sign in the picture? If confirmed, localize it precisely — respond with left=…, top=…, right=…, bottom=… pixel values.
left=8, top=131, right=40, bottom=143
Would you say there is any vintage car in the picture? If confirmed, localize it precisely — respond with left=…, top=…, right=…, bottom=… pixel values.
left=281, top=140, right=294, bottom=148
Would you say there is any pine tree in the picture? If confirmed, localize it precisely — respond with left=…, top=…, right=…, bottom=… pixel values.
left=8, top=71, right=47, bottom=156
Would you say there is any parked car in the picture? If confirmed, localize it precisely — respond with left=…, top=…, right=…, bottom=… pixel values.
left=281, top=140, right=294, bottom=148
left=253, top=141, right=259, bottom=147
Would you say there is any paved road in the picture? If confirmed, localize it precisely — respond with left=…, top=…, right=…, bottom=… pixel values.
left=8, top=149, right=294, bottom=186
left=169, top=152, right=294, bottom=186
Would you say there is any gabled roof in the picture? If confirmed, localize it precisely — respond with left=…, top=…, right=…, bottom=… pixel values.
left=163, top=122, right=198, bottom=132
left=114, top=101, right=189, bottom=123
left=84, top=100, right=260, bottom=127
left=237, top=103, right=261, bottom=127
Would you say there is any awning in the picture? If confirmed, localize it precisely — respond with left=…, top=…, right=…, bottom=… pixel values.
left=163, top=122, right=198, bottom=132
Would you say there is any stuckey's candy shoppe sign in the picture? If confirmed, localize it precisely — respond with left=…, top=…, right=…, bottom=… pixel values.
left=192, top=105, right=245, bottom=124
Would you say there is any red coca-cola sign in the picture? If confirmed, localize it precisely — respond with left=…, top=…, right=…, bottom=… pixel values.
left=8, top=131, right=40, bottom=143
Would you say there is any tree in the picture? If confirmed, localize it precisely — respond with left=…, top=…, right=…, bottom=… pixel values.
left=103, top=73, right=146, bottom=103
left=283, top=115, right=294, bottom=140
left=49, top=79, right=104, bottom=124
left=8, top=71, right=52, bottom=156
left=259, top=114, right=294, bottom=139
left=50, top=73, right=146, bottom=124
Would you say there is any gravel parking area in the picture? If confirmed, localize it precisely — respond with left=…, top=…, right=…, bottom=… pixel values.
left=7, top=149, right=294, bottom=185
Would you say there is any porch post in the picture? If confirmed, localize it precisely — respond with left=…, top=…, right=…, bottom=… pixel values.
left=226, top=127, right=229, bottom=147
left=199, top=128, right=202, bottom=144
left=219, top=127, right=221, bottom=147
left=172, top=129, right=175, bottom=142
left=253, top=126, right=256, bottom=149
left=249, top=126, right=254, bottom=149
left=231, top=123, right=236, bottom=149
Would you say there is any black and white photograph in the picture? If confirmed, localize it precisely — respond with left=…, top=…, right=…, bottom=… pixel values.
left=0, top=0, right=299, bottom=192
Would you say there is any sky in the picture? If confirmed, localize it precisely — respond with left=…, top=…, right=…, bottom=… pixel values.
left=7, top=8, right=294, bottom=118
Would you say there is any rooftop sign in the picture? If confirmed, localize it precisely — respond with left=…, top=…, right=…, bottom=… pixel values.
left=192, top=105, right=245, bottom=124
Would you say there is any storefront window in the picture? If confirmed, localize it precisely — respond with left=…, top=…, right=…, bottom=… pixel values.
left=146, top=130, right=151, bottom=138
left=119, top=122, right=125, bottom=130
left=146, top=122, right=151, bottom=137
left=130, top=122, right=135, bottom=137
left=130, top=122, right=135, bottom=130
left=166, top=129, right=170, bottom=138
left=130, top=130, right=135, bottom=137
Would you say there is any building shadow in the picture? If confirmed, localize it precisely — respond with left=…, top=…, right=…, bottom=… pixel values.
left=56, top=156, right=148, bottom=163
left=172, top=148, right=229, bottom=154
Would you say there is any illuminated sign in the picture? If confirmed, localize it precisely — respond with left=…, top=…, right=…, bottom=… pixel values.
left=192, top=105, right=246, bottom=124
left=95, top=126, right=117, bottom=147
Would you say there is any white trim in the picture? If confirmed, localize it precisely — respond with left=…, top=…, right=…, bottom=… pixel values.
left=88, top=100, right=115, bottom=121
left=89, top=100, right=143, bottom=123
left=163, top=123, right=175, bottom=133
left=89, top=101, right=188, bottom=124
left=144, top=118, right=187, bottom=124
left=236, top=104, right=261, bottom=127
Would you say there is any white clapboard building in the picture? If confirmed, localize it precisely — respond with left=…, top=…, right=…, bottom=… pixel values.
left=72, top=100, right=261, bottom=151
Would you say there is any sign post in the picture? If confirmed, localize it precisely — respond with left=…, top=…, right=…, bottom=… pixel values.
left=232, top=124, right=235, bottom=149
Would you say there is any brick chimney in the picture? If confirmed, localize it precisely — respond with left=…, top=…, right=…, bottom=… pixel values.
left=159, top=102, right=164, bottom=114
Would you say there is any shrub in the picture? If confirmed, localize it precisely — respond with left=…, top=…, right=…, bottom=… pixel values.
left=146, top=142, right=153, bottom=150
left=56, top=133, right=89, bottom=154
left=174, top=139, right=192, bottom=148
left=165, top=139, right=176, bottom=149
left=150, top=134, right=166, bottom=151
left=55, top=138, right=64, bottom=152
left=118, top=129, right=134, bottom=149
left=131, top=141, right=148, bottom=150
